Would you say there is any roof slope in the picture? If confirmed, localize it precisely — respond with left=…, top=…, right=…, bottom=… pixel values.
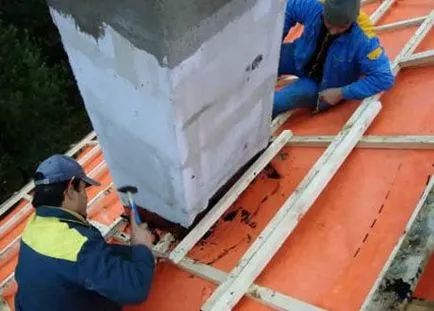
left=1, top=0, right=434, bottom=310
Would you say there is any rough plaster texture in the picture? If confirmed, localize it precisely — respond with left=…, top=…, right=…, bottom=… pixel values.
left=49, top=0, right=285, bottom=227
left=47, top=0, right=259, bottom=68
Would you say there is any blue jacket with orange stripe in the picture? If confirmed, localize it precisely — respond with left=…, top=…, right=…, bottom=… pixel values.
left=14, top=206, right=155, bottom=311
left=283, top=0, right=395, bottom=99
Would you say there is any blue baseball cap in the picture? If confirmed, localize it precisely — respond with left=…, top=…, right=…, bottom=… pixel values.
left=34, top=154, right=101, bottom=187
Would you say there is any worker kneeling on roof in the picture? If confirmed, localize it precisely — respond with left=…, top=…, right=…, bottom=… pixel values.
left=273, top=0, right=395, bottom=117
left=14, top=154, right=156, bottom=311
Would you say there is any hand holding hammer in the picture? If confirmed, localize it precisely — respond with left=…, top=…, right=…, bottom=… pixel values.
left=118, top=186, right=155, bottom=249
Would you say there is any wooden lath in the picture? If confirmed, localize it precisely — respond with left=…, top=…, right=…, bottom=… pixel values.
left=376, top=15, right=427, bottom=33
left=401, top=50, right=434, bottom=69
left=287, top=135, right=434, bottom=150
left=0, top=131, right=324, bottom=311
left=170, top=0, right=430, bottom=271
left=370, top=0, right=396, bottom=25
left=169, top=130, right=293, bottom=263
left=200, top=98, right=382, bottom=310
left=200, top=9, right=434, bottom=311
left=2, top=3, right=434, bottom=311
left=177, top=257, right=325, bottom=311
left=405, top=299, right=434, bottom=311
left=360, top=177, right=434, bottom=310
left=109, top=230, right=326, bottom=311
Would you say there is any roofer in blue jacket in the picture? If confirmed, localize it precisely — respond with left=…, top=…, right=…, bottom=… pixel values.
left=14, top=154, right=156, bottom=311
left=273, top=0, right=395, bottom=117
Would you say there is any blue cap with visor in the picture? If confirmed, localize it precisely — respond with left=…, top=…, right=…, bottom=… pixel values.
left=34, top=154, right=101, bottom=187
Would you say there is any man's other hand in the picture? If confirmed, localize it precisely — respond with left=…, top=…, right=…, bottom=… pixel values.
left=319, top=88, right=343, bottom=106
left=130, top=213, right=155, bottom=249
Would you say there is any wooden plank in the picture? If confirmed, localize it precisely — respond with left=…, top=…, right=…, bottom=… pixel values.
left=0, top=184, right=35, bottom=219
left=201, top=100, right=383, bottom=311
left=22, top=194, right=33, bottom=202
left=397, top=11, right=434, bottom=63
left=88, top=220, right=110, bottom=234
left=271, top=111, right=294, bottom=134
left=0, top=236, right=20, bottom=259
left=0, top=227, right=324, bottom=311
left=169, top=130, right=293, bottom=264
left=75, top=144, right=102, bottom=168
left=287, top=135, right=434, bottom=150
left=90, top=217, right=128, bottom=241
left=0, top=132, right=99, bottom=217
left=405, top=299, right=434, bottom=311
left=153, top=233, right=175, bottom=257
left=104, top=217, right=127, bottom=240
left=0, top=296, right=10, bottom=311
left=0, top=212, right=322, bottom=311
left=370, top=0, right=396, bottom=25
left=400, top=49, right=434, bottom=69
left=0, top=274, right=14, bottom=293
left=0, top=205, right=33, bottom=240
left=376, top=16, right=427, bottom=33
left=65, top=131, right=97, bottom=157
left=201, top=18, right=434, bottom=306
left=177, top=257, right=325, bottom=311
left=85, top=158, right=106, bottom=179
left=361, top=177, right=434, bottom=310
left=87, top=182, right=113, bottom=210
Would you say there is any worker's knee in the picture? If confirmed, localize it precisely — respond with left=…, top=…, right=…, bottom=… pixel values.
left=272, top=79, right=319, bottom=117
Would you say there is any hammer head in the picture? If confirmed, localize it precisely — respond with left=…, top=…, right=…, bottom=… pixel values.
left=117, top=185, right=138, bottom=194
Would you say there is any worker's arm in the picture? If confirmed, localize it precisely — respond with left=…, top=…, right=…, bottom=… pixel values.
left=282, top=0, right=319, bottom=40
left=77, top=237, right=155, bottom=305
left=342, top=37, right=395, bottom=100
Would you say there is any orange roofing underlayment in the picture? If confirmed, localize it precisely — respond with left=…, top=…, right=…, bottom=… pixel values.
left=2, top=0, right=434, bottom=310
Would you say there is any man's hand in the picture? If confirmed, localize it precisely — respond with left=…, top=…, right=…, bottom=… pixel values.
left=319, top=88, right=343, bottom=106
left=130, top=211, right=155, bottom=249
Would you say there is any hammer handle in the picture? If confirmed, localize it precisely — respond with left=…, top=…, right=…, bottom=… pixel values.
left=127, top=192, right=142, bottom=224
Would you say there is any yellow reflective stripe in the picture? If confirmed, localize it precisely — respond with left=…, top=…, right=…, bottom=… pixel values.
left=357, top=12, right=376, bottom=39
left=22, top=215, right=88, bottom=262
left=368, top=47, right=383, bottom=60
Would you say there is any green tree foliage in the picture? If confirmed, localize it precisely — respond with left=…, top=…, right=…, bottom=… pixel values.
left=0, top=0, right=65, bottom=63
left=0, top=2, right=91, bottom=203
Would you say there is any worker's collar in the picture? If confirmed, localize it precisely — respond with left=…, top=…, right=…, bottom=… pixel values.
left=36, top=206, right=89, bottom=226
left=334, top=23, right=354, bottom=42
left=320, top=16, right=354, bottom=40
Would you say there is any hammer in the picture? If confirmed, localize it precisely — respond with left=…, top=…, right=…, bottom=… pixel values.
left=117, top=185, right=142, bottom=225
